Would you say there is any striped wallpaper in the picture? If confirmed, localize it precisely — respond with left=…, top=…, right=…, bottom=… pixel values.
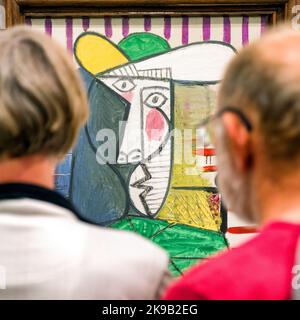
left=27, top=15, right=268, bottom=55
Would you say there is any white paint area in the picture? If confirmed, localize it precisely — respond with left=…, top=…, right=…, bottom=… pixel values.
left=133, top=42, right=236, bottom=82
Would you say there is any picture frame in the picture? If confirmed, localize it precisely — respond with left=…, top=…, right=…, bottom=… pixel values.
left=5, top=0, right=300, bottom=27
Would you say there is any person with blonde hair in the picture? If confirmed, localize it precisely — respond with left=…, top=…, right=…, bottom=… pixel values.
left=0, top=26, right=170, bottom=300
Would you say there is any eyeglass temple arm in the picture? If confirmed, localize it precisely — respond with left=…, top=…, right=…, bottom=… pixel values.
left=200, top=107, right=253, bottom=132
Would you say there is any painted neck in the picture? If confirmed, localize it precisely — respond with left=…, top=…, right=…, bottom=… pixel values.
left=0, top=155, right=57, bottom=190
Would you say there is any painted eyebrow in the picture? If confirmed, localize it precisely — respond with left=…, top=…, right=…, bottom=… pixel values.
left=141, top=86, right=170, bottom=92
left=137, top=68, right=172, bottom=79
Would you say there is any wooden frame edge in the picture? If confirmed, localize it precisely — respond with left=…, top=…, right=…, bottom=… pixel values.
left=5, top=0, right=300, bottom=28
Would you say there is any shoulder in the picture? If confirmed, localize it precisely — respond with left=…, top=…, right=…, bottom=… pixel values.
left=164, top=222, right=300, bottom=300
left=80, top=222, right=170, bottom=299
left=85, top=222, right=168, bottom=262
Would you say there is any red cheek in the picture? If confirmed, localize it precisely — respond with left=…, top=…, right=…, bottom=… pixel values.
left=121, top=91, right=134, bottom=102
left=146, top=109, right=166, bottom=141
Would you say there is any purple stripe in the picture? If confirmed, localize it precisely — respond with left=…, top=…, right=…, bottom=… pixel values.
left=82, top=17, right=90, bottom=32
left=203, top=17, right=211, bottom=41
left=242, top=16, right=249, bottom=45
left=45, top=17, right=52, bottom=36
left=104, top=17, right=113, bottom=38
left=122, top=16, right=129, bottom=37
left=261, top=15, right=268, bottom=34
left=182, top=16, right=189, bottom=45
left=144, top=16, right=151, bottom=32
left=164, top=16, right=171, bottom=40
left=223, top=16, right=231, bottom=43
left=66, top=17, right=73, bottom=53
left=25, top=17, right=32, bottom=26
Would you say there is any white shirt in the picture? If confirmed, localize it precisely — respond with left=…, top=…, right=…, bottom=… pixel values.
left=0, top=184, right=170, bottom=300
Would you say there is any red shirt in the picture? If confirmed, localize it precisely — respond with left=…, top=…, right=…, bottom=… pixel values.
left=163, top=222, right=300, bottom=300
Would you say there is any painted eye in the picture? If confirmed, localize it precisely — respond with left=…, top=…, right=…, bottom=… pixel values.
left=143, top=92, right=168, bottom=108
left=112, top=79, right=136, bottom=92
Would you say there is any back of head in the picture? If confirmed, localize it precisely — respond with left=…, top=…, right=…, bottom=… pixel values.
left=0, top=26, right=89, bottom=161
left=219, top=25, right=300, bottom=171
left=216, top=25, right=300, bottom=223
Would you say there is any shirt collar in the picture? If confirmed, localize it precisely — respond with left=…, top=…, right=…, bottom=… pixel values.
left=0, top=183, right=92, bottom=225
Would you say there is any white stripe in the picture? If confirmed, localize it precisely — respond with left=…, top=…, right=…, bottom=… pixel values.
left=209, top=17, right=223, bottom=42
left=249, top=16, right=262, bottom=43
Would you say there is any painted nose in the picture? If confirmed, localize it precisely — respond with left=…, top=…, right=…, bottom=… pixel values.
left=117, top=149, right=142, bottom=164
left=128, top=149, right=142, bottom=162
left=117, top=152, right=127, bottom=164
left=117, top=93, right=143, bottom=163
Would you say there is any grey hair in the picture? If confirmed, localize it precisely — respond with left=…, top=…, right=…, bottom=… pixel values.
left=219, top=26, right=300, bottom=165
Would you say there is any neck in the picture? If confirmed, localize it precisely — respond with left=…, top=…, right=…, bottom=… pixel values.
left=0, top=155, right=56, bottom=189
left=257, top=171, right=300, bottom=226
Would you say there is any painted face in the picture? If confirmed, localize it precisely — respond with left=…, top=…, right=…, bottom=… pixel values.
left=98, top=71, right=171, bottom=164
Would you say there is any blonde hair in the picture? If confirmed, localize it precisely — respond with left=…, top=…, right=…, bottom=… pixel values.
left=0, top=26, right=89, bottom=160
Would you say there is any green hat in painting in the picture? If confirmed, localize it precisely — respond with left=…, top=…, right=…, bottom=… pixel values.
left=119, top=32, right=171, bottom=61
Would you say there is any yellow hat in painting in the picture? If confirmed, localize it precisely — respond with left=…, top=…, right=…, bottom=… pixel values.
left=74, top=32, right=129, bottom=75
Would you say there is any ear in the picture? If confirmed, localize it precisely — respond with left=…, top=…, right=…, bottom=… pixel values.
left=74, top=32, right=129, bottom=75
left=222, top=113, right=253, bottom=172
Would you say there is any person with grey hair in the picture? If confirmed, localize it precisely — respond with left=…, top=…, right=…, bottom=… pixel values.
left=0, top=26, right=170, bottom=300
left=164, top=26, right=300, bottom=300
